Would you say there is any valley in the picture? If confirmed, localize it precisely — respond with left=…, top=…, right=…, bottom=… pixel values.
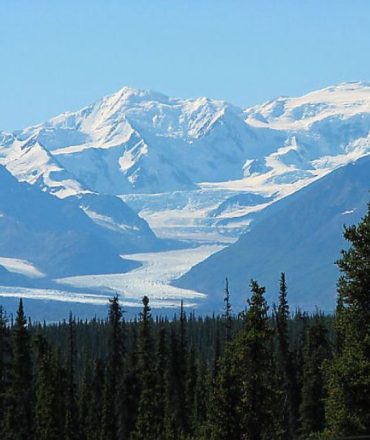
left=0, top=245, right=222, bottom=320
left=1, top=82, right=370, bottom=314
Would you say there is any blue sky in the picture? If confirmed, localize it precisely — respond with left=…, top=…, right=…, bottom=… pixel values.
left=1, top=0, right=370, bottom=130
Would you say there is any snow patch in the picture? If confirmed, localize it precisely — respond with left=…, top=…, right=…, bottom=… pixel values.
left=341, top=209, right=356, bottom=215
left=0, top=257, right=45, bottom=278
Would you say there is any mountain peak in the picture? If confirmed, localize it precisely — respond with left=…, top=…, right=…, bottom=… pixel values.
left=4, top=80, right=370, bottom=196
left=326, top=80, right=370, bottom=90
left=245, top=80, right=370, bottom=129
left=105, top=85, right=170, bottom=106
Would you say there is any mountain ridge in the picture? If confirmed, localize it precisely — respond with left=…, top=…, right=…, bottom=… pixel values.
left=3, top=82, right=370, bottom=197
left=1, top=82, right=370, bottom=310
left=0, top=164, right=138, bottom=278
left=175, top=154, right=370, bottom=311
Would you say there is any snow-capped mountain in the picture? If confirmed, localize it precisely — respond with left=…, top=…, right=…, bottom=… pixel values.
left=9, top=82, right=370, bottom=199
left=0, top=132, right=85, bottom=198
left=245, top=82, right=370, bottom=130
left=0, top=131, right=163, bottom=253
left=242, top=82, right=370, bottom=186
left=12, top=87, right=272, bottom=194
left=1, top=81, right=370, bottom=310
left=118, top=83, right=370, bottom=241
left=3, top=81, right=369, bottom=244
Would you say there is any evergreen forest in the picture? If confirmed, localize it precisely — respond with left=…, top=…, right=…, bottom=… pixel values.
left=0, top=203, right=369, bottom=440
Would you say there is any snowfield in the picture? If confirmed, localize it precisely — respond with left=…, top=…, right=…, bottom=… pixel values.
left=0, top=257, right=45, bottom=278
left=0, top=287, right=110, bottom=305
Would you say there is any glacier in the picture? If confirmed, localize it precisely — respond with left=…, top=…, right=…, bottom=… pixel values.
left=1, top=81, right=370, bottom=315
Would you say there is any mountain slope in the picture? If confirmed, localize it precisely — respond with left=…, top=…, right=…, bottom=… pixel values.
left=5, top=82, right=369, bottom=246
left=12, top=87, right=281, bottom=194
left=0, top=132, right=86, bottom=198
left=9, top=82, right=370, bottom=199
left=0, top=133, right=163, bottom=253
left=245, top=82, right=370, bottom=130
left=0, top=264, right=35, bottom=287
left=175, top=155, right=370, bottom=310
left=0, top=165, right=136, bottom=278
left=71, top=192, right=160, bottom=252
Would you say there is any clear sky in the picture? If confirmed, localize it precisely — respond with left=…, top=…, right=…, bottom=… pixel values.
left=1, top=0, right=370, bottom=130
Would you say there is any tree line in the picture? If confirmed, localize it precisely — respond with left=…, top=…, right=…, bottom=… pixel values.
left=0, top=203, right=369, bottom=440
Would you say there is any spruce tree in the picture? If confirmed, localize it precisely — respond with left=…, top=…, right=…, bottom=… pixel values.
left=4, top=299, right=34, bottom=440
left=210, top=280, right=278, bottom=440
left=164, top=327, right=182, bottom=439
left=131, top=296, right=159, bottom=439
left=185, top=345, right=198, bottom=435
left=178, top=300, right=189, bottom=433
left=155, top=326, right=167, bottom=438
left=212, top=327, right=221, bottom=378
left=34, top=336, right=61, bottom=440
left=238, top=280, right=277, bottom=440
left=209, top=342, right=243, bottom=440
left=88, top=359, right=104, bottom=440
left=55, top=352, right=68, bottom=438
left=0, top=306, right=11, bottom=433
left=299, top=315, right=330, bottom=438
left=275, top=273, right=298, bottom=439
left=224, top=278, right=232, bottom=342
left=193, top=358, right=211, bottom=439
left=118, top=325, right=139, bottom=439
left=289, top=308, right=309, bottom=433
left=79, top=358, right=93, bottom=440
left=101, top=295, right=124, bottom=440
left=64, top=313, right=81, bottom=440
left=325, top=203, right=370, bottom=436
